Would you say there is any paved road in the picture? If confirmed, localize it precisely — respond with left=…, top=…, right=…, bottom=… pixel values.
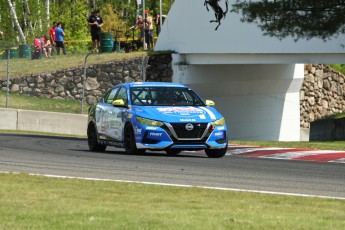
left=1, top=133, right=345, bottom=199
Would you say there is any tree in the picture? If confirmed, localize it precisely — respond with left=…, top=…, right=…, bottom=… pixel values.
left=7, top=0, right=26, bottom=44
left=0, top=0, right=174, bottom=50
left=232, top=0, right=345, bottom=41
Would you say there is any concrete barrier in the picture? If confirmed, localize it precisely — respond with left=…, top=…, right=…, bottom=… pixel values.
left=0, top=108, right=87, bottom=136
left=0, top=108, right=18, bottom=130
left=1, top=108, right=310, bottom=140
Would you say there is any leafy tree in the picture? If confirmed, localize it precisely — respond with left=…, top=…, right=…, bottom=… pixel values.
left=0, top=0, right=174, bottom=51
left=231, top=0, right=345, bottom=41
left=101, top=3, right=127, bottom=33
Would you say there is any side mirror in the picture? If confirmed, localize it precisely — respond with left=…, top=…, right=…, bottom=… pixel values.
left=205, top=100, right=215, bottom=107
left=112, top=99, right=126, bottom=107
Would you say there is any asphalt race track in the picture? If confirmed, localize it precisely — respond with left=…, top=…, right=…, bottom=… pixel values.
left=1, top=133, right=345, bottom=199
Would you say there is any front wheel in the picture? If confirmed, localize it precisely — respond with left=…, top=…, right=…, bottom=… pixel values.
left=205, top=145, right=228, bottom=158
left=87, top=123, right=106, bottom=152
left=124, top=124, right=146, bottom=154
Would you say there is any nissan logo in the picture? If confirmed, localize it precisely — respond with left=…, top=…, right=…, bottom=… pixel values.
left=185, top=123, right=194, bottom=131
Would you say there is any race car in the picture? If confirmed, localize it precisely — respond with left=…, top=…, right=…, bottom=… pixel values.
left=87, top=82, right=228, bottom=158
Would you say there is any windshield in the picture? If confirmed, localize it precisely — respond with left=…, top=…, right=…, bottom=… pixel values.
left=130, top=87, right=205, bottom=106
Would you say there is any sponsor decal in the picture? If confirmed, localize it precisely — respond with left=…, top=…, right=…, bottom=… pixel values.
left=157, top=107, right=206, bottom=117
left=149, top=132, right=163, bottom=137
left=146, top=127, right=159, bottom=130
left=200, top=107, right=217, bottom=120
left=214, top=131, right=224, bottom=137
left=180, top=118, right=197, bottom=122
left=135, top=127, right=142, bottom=134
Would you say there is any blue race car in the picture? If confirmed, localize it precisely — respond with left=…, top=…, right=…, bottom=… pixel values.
left=87, top=82, right=228, bottom=158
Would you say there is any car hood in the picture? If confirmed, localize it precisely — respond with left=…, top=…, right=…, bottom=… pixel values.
left=132, top=106, right=222, bottom=123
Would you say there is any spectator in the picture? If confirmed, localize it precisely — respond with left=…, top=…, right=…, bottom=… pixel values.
left=0, top=31, right=4, bottom=39
left=55, top=22, right=66, bottom=55
left=143, top=10, right=154, bottom=49
left=154, top=13, right=166, bottom=36
left=49, top=22, right=57, bottom=55
left=42, top=35, right=52, bottom=58
left=130, top=15, right=145, bottom=49
left=88, top=9, right=103, bottom=52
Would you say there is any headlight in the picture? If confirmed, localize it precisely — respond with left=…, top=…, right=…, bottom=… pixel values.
left=136, top=116, right=163, bottom=127
left=212, top=117, right=225, bottom=126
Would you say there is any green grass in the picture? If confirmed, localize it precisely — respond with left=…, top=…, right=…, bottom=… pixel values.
left=0, top=173, right=344, bottom=230
left=329, top=64, right=345, bottom=75
left=0, top=91, right=88, bottom=114
left=0, top=52, right=147, bottom=79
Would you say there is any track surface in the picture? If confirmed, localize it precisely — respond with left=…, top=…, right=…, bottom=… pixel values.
left=1, top=133, right=345, bottom=198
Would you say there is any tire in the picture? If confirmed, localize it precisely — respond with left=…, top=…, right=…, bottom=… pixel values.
left=205, top=144, right=228, bottom=158
left=124, top=124, right=146, bottom=154
left=165, top=149, right=181, bottom=156
left=87, top=123, right=106, bottom=152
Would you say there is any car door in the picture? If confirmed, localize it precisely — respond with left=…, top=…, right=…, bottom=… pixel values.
left=96, top=87, right=119, bottom=137
left=109, top=87, right=128, bottom=141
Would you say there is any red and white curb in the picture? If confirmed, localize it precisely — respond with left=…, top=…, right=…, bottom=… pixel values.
left=226, top=145, right=345, bottom=163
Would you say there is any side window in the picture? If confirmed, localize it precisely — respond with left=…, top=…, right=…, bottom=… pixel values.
left=105, top=88, right=119, bottom=104
left=115, top=87, right=128, bottom=104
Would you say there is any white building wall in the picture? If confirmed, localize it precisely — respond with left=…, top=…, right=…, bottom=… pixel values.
left=173, top=56, right=304, bottom=141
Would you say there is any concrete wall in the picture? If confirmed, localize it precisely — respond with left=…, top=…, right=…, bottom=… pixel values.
left=172, top=57, right=304, bottom=141
left=0, top=108, right=87, bottom=136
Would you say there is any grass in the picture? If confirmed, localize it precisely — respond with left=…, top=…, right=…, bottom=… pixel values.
left=0, top=51, right=147, bottom=79
left=0, top=91, right=88, bottom=114
left=330, top=64, right=345, bottom=75
left=0, top=173, right=344, bottom=230
left=1, top=55, right=345, bottom=229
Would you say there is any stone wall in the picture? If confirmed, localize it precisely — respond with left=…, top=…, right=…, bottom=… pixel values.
left=301, top=64, right=345, bottom=128
left=0, top=54, right=172, bottom=105
left=1, top=54, right=344, bottom=129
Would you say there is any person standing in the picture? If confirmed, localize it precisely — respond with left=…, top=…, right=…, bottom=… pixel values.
left=130, top=15, right=145, bottom=49
left=88, top=9, right=103, bottom=52
left=154, top=13, right=166, bottom=36
left=55, top=22, right=66, bottom=55
left=49, top=22, right=57, bottom=55
left=143, top=10, right=154, bottom=49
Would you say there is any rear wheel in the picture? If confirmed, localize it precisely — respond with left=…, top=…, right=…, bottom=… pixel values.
left=205, top=144, right=228, bottom=158
left=87, top=123, right=106, bottom=152
left=124, top=124, right=146, bottom=154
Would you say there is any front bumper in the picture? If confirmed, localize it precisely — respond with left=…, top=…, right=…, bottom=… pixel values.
left=134, top=122, right=227, bottom=151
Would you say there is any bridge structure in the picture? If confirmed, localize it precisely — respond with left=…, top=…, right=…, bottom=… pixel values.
left=154, top=0, right=345, bottom=141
